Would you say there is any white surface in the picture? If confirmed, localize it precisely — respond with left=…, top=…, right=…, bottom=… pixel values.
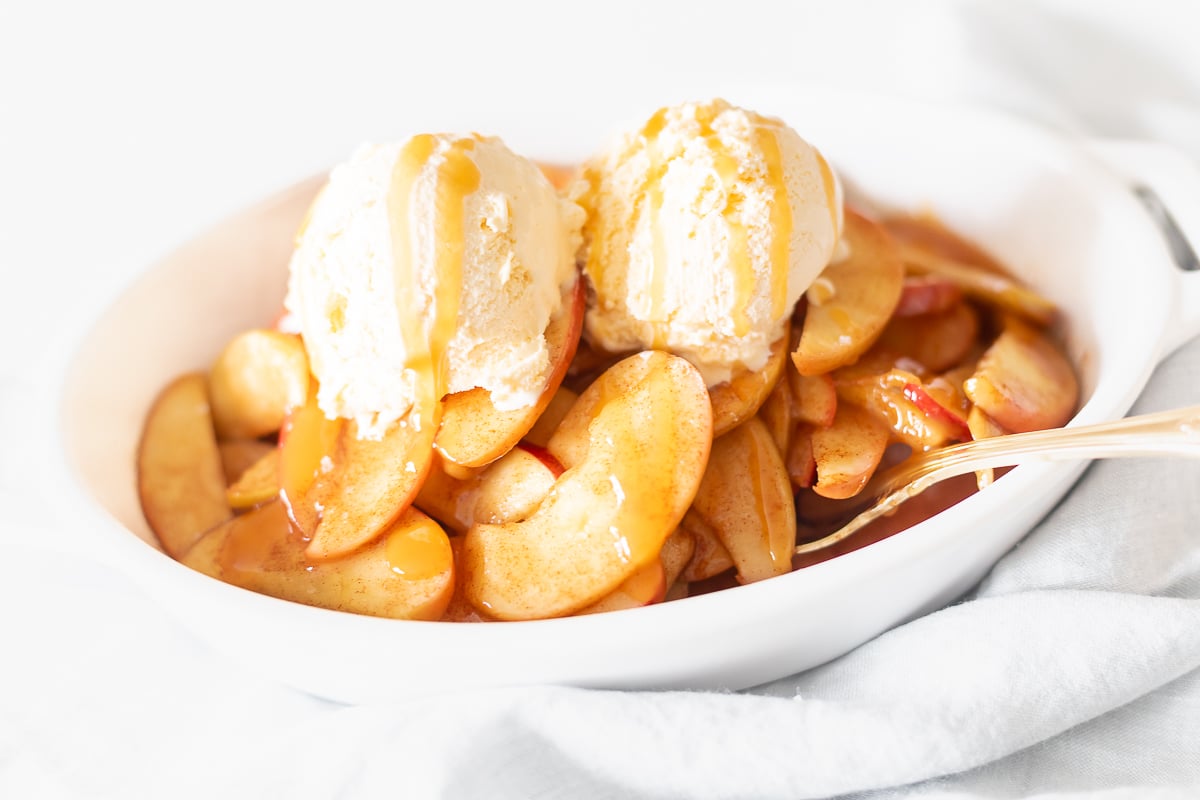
left=4, top=1, right=1200, bottom=797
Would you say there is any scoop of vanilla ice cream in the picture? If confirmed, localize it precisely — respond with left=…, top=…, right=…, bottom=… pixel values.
left=286, top=134, right=584, bottom=439
left=573, top=99, right=843, bottom=385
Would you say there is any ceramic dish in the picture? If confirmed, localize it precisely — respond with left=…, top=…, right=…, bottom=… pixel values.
left=57, top=91, right=1200, bottom=703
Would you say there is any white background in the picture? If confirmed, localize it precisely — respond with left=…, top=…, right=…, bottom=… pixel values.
left=3, top=1, right=1200, bottom=797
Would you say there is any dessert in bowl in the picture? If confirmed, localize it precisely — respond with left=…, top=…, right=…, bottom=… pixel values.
left=58, top=90, right=1200, bottom=702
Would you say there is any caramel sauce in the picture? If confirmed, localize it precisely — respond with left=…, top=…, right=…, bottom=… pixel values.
left=219, top=501, right=298, bottom=575
left=388, top=134, right=480, bottom=419
left=278, top=390, right=343, bottom=538
left=755, top=126, right=793, bottom=322
left=640, top=108, right=671, bottom=348
left=638, top=104, right=796, bottom=342
left=385, top=516, right=453, bottom=580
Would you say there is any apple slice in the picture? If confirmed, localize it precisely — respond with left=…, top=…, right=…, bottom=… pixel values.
left=415, top=444, right=563, bottom=534
left=964, top=317, right=1079, bottom=432
left=522, top=386, right=579, bottom=449
left=787, top=422, right=817, bottom=489
left=835, top=366, right=970, bottom=450
left=440, top=538, right=488, bottom=622
left=137, top=373, right=233, bottom=558
left=209, top=330, right=309, bottom=440
left=679, top=510, right=735, bottom=582
left=710, top=327, right=789, bottom=437
left=183, top=501, right=454, bottom=620
left=226, top=450, right=279, bottom=510
left=811, top=402, right=891, bottom=499
left=659, top=527, right=696, bottom=588
left=968, top=406, right=1009, bottom=440
left=897, top=244, right=1058, bottom=326
left=691, top=418, right=796, bottom=584
left=877, top=301, right=980, bottom=372
left=218, top=439, right=276, bottom=485
left=462, top=351, right=713, bottom=620
left=279, top=388, right=438, bottom=561
left=435, top=278, right=585, bottom=469
left=792, top=210, right=904, bottom=376
left=894, top=275, right=964, bottom=317
left=758, top=374, right=794, bottom=457
left=789, top=369, right=838, bottom=428
left=577, top=560, right=668, bottom=615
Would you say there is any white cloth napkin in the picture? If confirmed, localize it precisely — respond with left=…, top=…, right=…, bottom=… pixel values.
left=4, top=2, right=1200, bottom=798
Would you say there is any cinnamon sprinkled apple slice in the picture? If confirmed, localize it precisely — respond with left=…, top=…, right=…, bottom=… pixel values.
left=435, top=279, right=585, bottom=469
left=462, top=351, right=712, bottom=620
left=792, top=209, right=904, bottom=376
left=137, top=373, right=233, bottom=558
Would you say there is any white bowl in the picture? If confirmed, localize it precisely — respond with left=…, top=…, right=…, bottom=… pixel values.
left=56, top=91, right=1200, bottom=703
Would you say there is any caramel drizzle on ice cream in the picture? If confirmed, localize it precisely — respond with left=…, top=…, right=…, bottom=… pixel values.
left=387, top=135, right=481, bottom=427
left=632, top=102, right=798, bottom=345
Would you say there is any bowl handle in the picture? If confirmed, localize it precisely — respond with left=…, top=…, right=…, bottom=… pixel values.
left=1087, top=139, right=1200, bottom=356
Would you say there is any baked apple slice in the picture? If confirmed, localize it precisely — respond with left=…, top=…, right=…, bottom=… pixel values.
left=183, top=501, right=454, bottom=620
left=679, top=510, right=735, bottom=583
left=415, top=444, right=563, bottom=534
left=691, top=418, right=796, bottom=584
left=218, top=439, right=275, bottom=484
left=811, top=402, right=891, bottom=499
left=209, top=330, right=308, bottom=440
left=279, top=388, right=438, bottom=561
left=877, top=301, right=980, bottom=373
left=462, top=351, right=712, bottom=620
left=710, top=327, right=789, bottom=437
left=226, top=450, right=279, bottom=510
left=577, top=560, right=668, bottom=615
left=792, top=210, right=904, bottom=376
left=964, top=317, right=1078, bottom=432
left=137, top=373, right=233, bottom=558
left=522, top=386, right=579, bottom=449
left=435, top=278, right=585, bottom=468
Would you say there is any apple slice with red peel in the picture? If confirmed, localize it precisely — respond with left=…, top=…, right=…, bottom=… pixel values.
left=894, top=275, right=964, bottom=317
left=209, top=330, right=309, bottom=440
left=896, top=244, right=1058, bottom=326
left=279, top=388, right=438, bottom=561
left=811, top=402, right=891, bottom=499
left=226, top=450, right=279, bottom=510
left=522, top=386, right=579, bottom=449
left=415, top=444, right=562, bottom=534
left=462, top=351, right=713, bottom=620
left=138, top=373, right=233, bottom=558
left=183, top=500, right=454, bottom=620
left=710, top=327, right=789, bottom=437
left=692, top=418, right=795, bottom=584
left=218, top=439, right=275, bottom=485
left=435, top=278, right=585, bottom=469
left=964, top=317, right=1079, bottom=433
left=905, top=382, right=972, bottom=443
left=792, top=210, right=904, bottom=376
left=679, top=510, right=735, bottom=582
left=835, top=366, right=969, bottom=450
